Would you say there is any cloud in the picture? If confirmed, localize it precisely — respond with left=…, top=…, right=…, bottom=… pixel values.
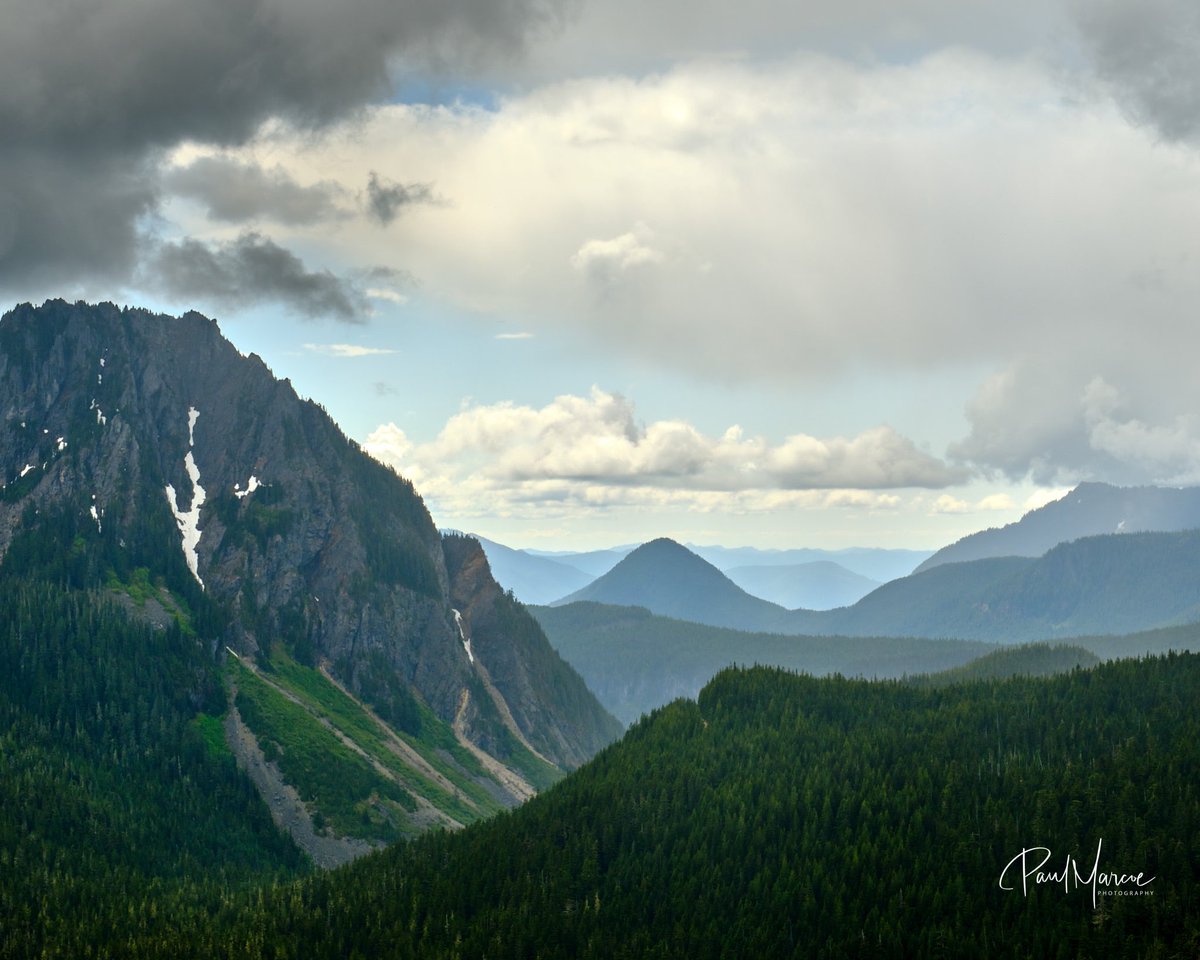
left=1023, top=488, right=1070, bottom=512
left=497, top=0, right=1060, bottom=84
left=929, top=492, right=1016, bottom=515
left=571, top=225, right=665, bottom=277
left=249, top=48, right=1196, bottom=490
left=279, top=51, right=1200, bottom=397
left=363, top=387, right=963, bottom=520
left=1074, top=0, right=1200, bottom=144
left=145, top=232, right=365, bottom=320
left=304, top=343, right=398, bottom=357
left=365, top=172, right=437, bottom=226
left=164, top=156, right=349, bottom=225
left=0, top=0, right=565, bottom=302
left=0, top=151, right=156, bottom=291
left=1081, top=377, right=1200, bottom=478
left=366, top=287, right=410, bottom=305
left=930, top=494, right=970, bottom=515
left=952, top=359, right=1200, bottom=486
left=495, top=331, right=534, bottom=339
left=767, top=427, right=967, bottom=489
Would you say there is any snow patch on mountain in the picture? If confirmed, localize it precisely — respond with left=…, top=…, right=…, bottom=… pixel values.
left=164, top=406, right=206, bottom=588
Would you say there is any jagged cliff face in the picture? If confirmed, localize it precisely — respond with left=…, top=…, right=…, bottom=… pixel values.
left=443, top=534, right=621, bottom=769
left=0, top=300, right=618, bottom=769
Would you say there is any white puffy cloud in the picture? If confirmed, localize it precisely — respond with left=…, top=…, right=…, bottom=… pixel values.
left=362, top=388, right=961, bottom=521
left=930, top=494, right=970, bottom=514
left=929, top=492, right=1017, bottom=515
left=571, top=226, right=665, bottom=275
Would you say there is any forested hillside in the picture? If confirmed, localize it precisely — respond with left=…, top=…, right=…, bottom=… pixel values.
left=8, top=655, right=1195, bottom=957
left=910, top=642, right=1100, bottom=686
left=533, top=600, right=991, bottom=722
left=0, top=581, right=307, bottom=958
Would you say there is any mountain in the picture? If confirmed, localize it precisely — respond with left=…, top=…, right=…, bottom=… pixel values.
left=472, top=534, right=595, bottom=604
left=23, top=657, right=1200, bottom=956
left=549, top=529, right=1200, bottom=645
left=723, top=560, right=880, bottom=609
left=553, top=537, right=789, bottom=630
left=525, top=545, right=632, bottom=577
left=0, top=300, right=620, bottom=852
left=689, top=543, right=932, bottom=581
left=915, top=481, right=1200, bottom=573
left=782, top=529, right=1200, bottom=642
left=532, top=600, right=992, bottom=722
left=536, top=574, right=1200, bottom=723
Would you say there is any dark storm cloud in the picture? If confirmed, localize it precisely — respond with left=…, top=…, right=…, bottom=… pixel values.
left=0, top=0, right=559, bottom=151
left=1075, top=0, right=1200, bottom=143
left=147, top=233, right=365, bottom=321
left=366, top=172, right=437, bottom=226
left=0, top=150, right=156, bottom=289
left=164, top=157, right=349, bottom=225
left=0, top=0, right=565, bottom=302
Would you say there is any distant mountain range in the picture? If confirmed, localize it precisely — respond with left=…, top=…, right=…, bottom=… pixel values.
left=550, top=530, right=1200, bottom=643
left=524, top=546, right=633, bottom=578
left=723, top=561, right=880, bottom=610
left=535, top=597, right=1200, bottom=723
left=480, top=481, right=1200, bottom=622
left=687, top=544, right=932, bottom=582
left=471, top=535, right=594, bottom=605
left=915, top=481, right=1200, bottom=572
left=476, top=537, right=922, bottom=609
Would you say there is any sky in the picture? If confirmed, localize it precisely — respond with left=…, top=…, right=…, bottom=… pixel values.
left=2, top=0, right=1199, bottom=550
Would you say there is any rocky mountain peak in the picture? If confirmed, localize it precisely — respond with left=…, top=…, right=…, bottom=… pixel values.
left=0, top=300, right=619, bottom=778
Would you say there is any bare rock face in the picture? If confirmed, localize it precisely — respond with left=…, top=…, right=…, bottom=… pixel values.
left=0, top=300, right=618, bottom=769
left=443, top=534, right=623, bottom=767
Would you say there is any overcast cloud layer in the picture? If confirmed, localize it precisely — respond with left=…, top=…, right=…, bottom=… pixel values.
left=258, top=43, right=1200, bottom=487
left=2, top=0, right=1199, bottom=536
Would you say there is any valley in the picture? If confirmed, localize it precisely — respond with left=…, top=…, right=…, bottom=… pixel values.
left=5, top=0, right=1199, bottom=953
left=1, top=302, right=1198, bottom=957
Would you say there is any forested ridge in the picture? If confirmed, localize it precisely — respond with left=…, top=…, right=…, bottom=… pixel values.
left=0, top=580, right=305, bottom=959
left=4, top=609, right=1196, bottom=957
left=201, top=656, right=1197, bottom=959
